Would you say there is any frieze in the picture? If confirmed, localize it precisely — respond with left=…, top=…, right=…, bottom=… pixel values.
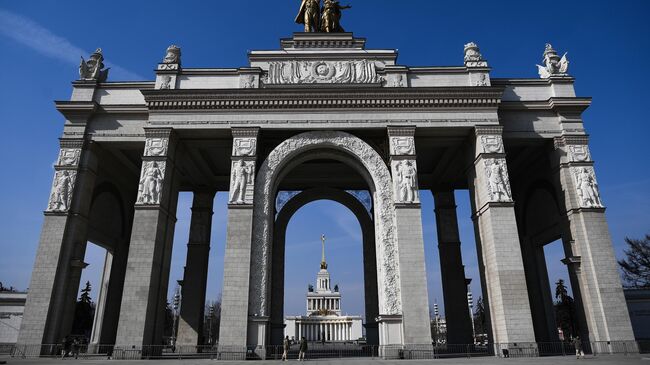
left=263, top=60, right=383, bottom=85
left=568, top=144, right=591, bottom=162
left=149, top=118, right=495, bottom=126
left=251, top=131, right=402, bottom=317
left=389, top=137, right=415, bottom=156
left=56, top=148, right=81, bottom=166
left=572, top=166, right=603, bottom=208
left=483, top=158, right=512, bottom=202
left=47, top=170, right=77, bottom=212
left=136, top=161, right=166, bottom=205
left=480, top=135, right=504, bottom=154
left=144, top=137, right=169, bottom=157
left=232, top=138, right=257, bottom=157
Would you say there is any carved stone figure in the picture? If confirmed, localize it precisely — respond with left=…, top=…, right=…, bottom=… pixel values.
left=79, top=48, right=109, bottom=82
left=396, top=160, right=418, bottom=203
left=137, top=161, right=165, bottom=204
left=240, top=75, right=255, bottom=89
left=159, top=75, right=172, bottom=90
left=474, top=73, right=489, bottom=86
left=484, top=159, right=512, bottom=202
left=229, top=160, right=253, bottom=204
left=144, top=138, right=169, bottom=157
left=265, top=60, right=382, bottom=85
left=320, top=0, right=351, bottom=33
left=464, top=42, right=488, bottom=67
left=537, top=43, right=569, bottom=78
left=575, top=167, right=603, bottom=208
left=388, top=74, right=405, bottom=87
left=163, top=45, right=181, bottom=65
left=48, top=170, right=75, bottom=211
left=295, top=0, right=321, bottom=32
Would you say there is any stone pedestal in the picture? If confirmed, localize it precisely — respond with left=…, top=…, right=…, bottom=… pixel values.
left=247, top=316, right=269, bottom=359
left=469, top=126, right=536, bottom=346
left=18, top=139, right=97, bottom=347
left=377, top=315, right=404, bottom=359
left=433, top=191, right=474, bottom=345
left=114, top=129, right=179, bottom=349
left=176, top=191, right=215, bottom=346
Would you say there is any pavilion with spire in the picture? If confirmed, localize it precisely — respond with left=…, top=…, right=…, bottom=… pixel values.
left=284, top=235, right=363, bottom=342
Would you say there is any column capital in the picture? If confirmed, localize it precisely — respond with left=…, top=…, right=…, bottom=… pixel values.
left=232, top=127, right=260, bottom=139
left=387, top=126, right=416, bottom=137
left=553, top=134, right=589, bottom=149
left=474, top=125, right=503, bottom=136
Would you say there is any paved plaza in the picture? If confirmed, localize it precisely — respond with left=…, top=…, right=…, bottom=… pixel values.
left=1, top=355, right=649, bottom=365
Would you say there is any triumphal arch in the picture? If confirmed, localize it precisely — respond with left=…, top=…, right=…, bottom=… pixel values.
left=17, top=9, right=635, bottom=359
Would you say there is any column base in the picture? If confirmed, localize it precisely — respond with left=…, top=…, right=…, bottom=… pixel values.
left=494, top=342, right=539, bottom=358
left=377, top=314, right=403, bottom=359
left=364, top=322, right=379, bottom=345
left=247, top=316, right=269, bottom=359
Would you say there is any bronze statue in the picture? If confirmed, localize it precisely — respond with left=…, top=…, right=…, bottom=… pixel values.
left=295, top=0, right=321, bottom=32
left=320, top=0, right=351, bottom=33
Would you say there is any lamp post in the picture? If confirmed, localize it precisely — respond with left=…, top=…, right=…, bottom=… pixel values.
left=172, top=281, right=183, bottom=347
left=208, top=304, right=214, bottom=347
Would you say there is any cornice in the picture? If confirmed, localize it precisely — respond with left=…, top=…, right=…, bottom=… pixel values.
left=499, top=97, right=591, bottom=112
left=55, top=101, right=98, bottom=120
left=142, top=87, right=504, bottom=112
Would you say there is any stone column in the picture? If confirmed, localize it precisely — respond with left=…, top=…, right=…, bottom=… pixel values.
left=176, top=190, right=215, bottom=346
left=386, top=127, right=432, bottom=345
left=18, top=139, right=97, bottom=347
left=114, top=129, right=180, bottom=349
left=218, top=128, right=259, bottom=356
left=468, top=126, right=536, bottom=347
left=552, top=135, right=635, bottom=344
left=433, top=191, right=474, bottom=345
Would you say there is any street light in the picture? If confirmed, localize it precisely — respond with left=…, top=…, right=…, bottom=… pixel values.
left=172, top=282, right=182, bottom=347
left=208, top=304, right=215, bottom=347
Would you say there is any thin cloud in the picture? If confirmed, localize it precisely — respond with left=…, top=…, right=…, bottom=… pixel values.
left=0, top=8, right=144, bottom=81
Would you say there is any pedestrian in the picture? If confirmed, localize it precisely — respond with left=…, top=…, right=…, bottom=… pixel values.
left=282, top=335, right=290, bottom=361
left=298, top=336, right=308, bottom=361
left=572, top=336, right=584, bottom=359
left=72, top=337, right=81, bottom=359
left=60, top=335, right=70, bottom=359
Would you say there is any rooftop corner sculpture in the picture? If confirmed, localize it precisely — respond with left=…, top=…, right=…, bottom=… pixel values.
left=537, top=43, right=569, bottom=78
left=295, top=0, right=351, bottom=33
left=79, top=48, right=109, bottom=82
left=163, top=44, right=181, bottom=65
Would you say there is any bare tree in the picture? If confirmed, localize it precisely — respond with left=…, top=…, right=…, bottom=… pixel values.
left=618, top=234, right=650, bottom=288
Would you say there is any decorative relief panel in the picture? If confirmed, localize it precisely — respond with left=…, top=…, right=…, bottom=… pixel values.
left=392, top=159, right=419, bottom=204
left=229, top=160, right=255, bottom=204
left=264, top=60, right=383, bottom=85
left=386, top=73, right=406, bottom=87
left=572, top=166, right=603, bottom=208
left=251, top=131, right=401, bottom=317
left=240, top=74, right=258, bottom=89
left=47, top=170, right=77, bottom=212
left=483, top=158, right=512, bottom=202
left=232, top=138, right=257, bottom=157
left=389, top=137, right=415, bottom=156
left=568, top=145, right=591, bottom=162
left=144, top=138, right=169, bottom=157
left=136, top=161, right=166, bottom=205
left=480, top=135, right=504, bottom=154
left=57, top=148, right=81, bottom=166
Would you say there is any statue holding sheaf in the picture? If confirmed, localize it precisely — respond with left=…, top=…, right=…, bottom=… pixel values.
left=295, top=0, right=351, bottom=33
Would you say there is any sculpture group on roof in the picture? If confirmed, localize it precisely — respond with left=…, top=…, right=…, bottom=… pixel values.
left=296, top=0, right=351, bottom=33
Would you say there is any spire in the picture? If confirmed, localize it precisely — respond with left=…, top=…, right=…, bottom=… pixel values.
left=320, top=234, right=328, bottom=270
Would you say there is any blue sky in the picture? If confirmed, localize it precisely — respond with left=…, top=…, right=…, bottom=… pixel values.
left=0, top=1, right=648, bottom=320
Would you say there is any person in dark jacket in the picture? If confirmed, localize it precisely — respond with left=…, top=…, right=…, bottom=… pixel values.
left=282, top=336, right=290, bottom=361
left=573, top=336, right=584, bottom=359
left=298, top=337, right=308, bottom=361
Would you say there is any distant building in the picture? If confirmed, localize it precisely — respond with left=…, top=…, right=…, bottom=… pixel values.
left=624, top=289, right=650, bottom=340
left=285, top=237, right=362, bottom=342
left=0, top=291, right=27, bottom=344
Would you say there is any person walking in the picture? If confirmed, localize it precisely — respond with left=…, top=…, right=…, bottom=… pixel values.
left=572, top=336, right=585, bottom=359
left=282, top=336, right=290, bottom=361
left=72, top=337, right=81, bottom=359
left=298, top=336, right=308, bottom=361
left=60, top=335, right=71, bottom=359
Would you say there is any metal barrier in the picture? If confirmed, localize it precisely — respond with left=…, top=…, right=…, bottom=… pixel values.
left=7, top=340, right=645, bottom=360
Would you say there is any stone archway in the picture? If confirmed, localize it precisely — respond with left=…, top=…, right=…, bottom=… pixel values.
left=249, top=131, right=402, bottom=327
left=269, top=187, right=379, bottom=345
